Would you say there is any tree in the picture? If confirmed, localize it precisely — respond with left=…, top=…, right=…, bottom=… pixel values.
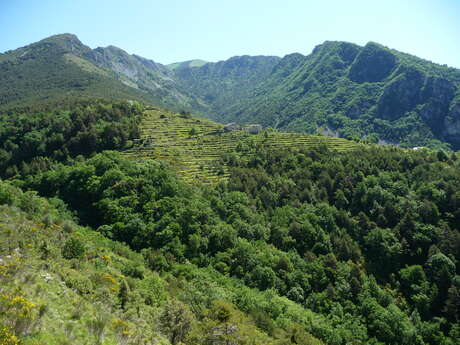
left=364, top=228, right=402, bottom=279
left=159, top=300, right=194, bottom=345
left=118, top=280, right=130, bottom=310
left=189, top=127, right=198, bottom=136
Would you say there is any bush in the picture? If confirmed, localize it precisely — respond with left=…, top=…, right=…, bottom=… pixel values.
left=0, top=325, right=20, bottom=345
left=62, top=238, right=85, bottom=260
left=122, top=263, right=145, bottom=279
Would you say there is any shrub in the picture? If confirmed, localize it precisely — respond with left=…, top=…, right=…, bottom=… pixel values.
left=62, top=238, right=85, bottom=260
left=121, top=263, right=145, bottom=279
left=0, top=325, right=20, bottom=345
left=62, top=220, right=75, bottom=233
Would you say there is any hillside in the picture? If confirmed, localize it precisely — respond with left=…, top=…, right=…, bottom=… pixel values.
left=7, top=142, right=460, bottom=345
left=167, top=59, right=208, bottom=70
left=173, top=42, right=460, bottom=149
left=0, top=34, right=156, bottom=108
left=0, top=98, right=459, bottom=345
left=123, top=107, right=361, bottom=184
left=0, top=34, right=200, bottom=111
left=0, top=178, right=326, bottom=345
left=172, top=55, right=281, bottom=115
left=85, top=46, right=204, bottom=111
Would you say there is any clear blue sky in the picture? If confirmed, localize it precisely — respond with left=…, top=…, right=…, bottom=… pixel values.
left=1, top=0, right=459, bottom=67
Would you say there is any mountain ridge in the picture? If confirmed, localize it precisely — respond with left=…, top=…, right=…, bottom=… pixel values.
left=2, top=33, right=460, bottom=149
left=177, top=40, right=460, bottom=149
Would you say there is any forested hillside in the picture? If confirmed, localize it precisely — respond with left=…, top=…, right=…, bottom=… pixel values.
left=174, top=41, right=460, bottom=149
left=0, top=99, right=142, bottom=178
left=171, top=55, right=280, bottom=115
left=0, top=177, right=327, bottom=345
left=1, top=99, right=459, bottom=344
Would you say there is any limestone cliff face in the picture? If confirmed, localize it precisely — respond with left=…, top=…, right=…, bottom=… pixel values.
left=86, top=46, right=167, bottom=85
left=419, top=77, right=456, bottom=131
left=85, top=46, right=202, bottom=110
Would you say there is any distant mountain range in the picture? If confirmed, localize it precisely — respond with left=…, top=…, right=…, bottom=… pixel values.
left=1, top=33, right=460, bottom=148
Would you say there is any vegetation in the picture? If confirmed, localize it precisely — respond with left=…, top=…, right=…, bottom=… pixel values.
left=172, top=55, right=280, bottom=115
left=173, top=41, right=460, bottom=150
left=4, top=139, right=454, bottom=345
left=2, top=179, right=326, bottom=344
left=2, top=33, right=460, bottom=344
left=166, top=59, right=208, bottom=70
left=123, top=108, right=360, bottom=184
left=86, top=46, right=203, bottom=112
left=0, top=34, right=156, bottom=109
left=3, top=34, right=460, bottom=148
left=0, top=99, right=142, bottom=178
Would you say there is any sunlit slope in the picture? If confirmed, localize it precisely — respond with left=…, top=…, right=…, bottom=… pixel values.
left=123, top=108, right=361, bottom=184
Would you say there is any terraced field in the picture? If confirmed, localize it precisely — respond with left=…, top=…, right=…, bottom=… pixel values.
left=123, top=108, right=361, bottom=184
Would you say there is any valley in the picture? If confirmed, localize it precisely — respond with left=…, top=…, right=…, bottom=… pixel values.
left=0, top=30, right=460, bottom=345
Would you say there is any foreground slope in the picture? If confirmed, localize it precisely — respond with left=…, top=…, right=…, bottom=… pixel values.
left=22, top=147, right=460, bottom=345
left=0, top=179, right=326, bottom=345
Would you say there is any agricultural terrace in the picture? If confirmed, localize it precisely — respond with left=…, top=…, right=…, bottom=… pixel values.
left=123, top=108, right=360, bottom=184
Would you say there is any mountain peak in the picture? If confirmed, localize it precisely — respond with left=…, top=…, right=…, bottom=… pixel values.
left=40, top=33, right=82, bottom=45
left=36, top=33, right=90, bottom=55
left=44, top=33, right=79, bottom=40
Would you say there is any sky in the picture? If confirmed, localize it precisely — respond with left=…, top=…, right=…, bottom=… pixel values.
left=1, top=0, right=459, bottom=67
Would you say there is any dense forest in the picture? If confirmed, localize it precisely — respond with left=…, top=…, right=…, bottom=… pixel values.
left=1, top=99, right=459, bottom=344
left=0, top=99, right=142, bottom=178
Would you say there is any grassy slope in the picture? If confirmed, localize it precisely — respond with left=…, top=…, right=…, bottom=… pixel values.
left=167, top=60, right=209, bottom=70
left=0, top=192, right=168, bottom=344
left=123, top=108, right=361, bottom=184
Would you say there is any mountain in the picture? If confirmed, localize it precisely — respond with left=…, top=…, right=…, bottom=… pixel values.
left=167, top=59, right=208, bottom=70
left=0, top=34, right=154, bottom=107
left=174, top=41, right=460, bottom=149
left=171, top=55, right=281, bottom=118
left=2, top=34, right=460, bottom=149
left=0, top=34, right=201, bottom=111
left=84, top=46, right=205, bottom=111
